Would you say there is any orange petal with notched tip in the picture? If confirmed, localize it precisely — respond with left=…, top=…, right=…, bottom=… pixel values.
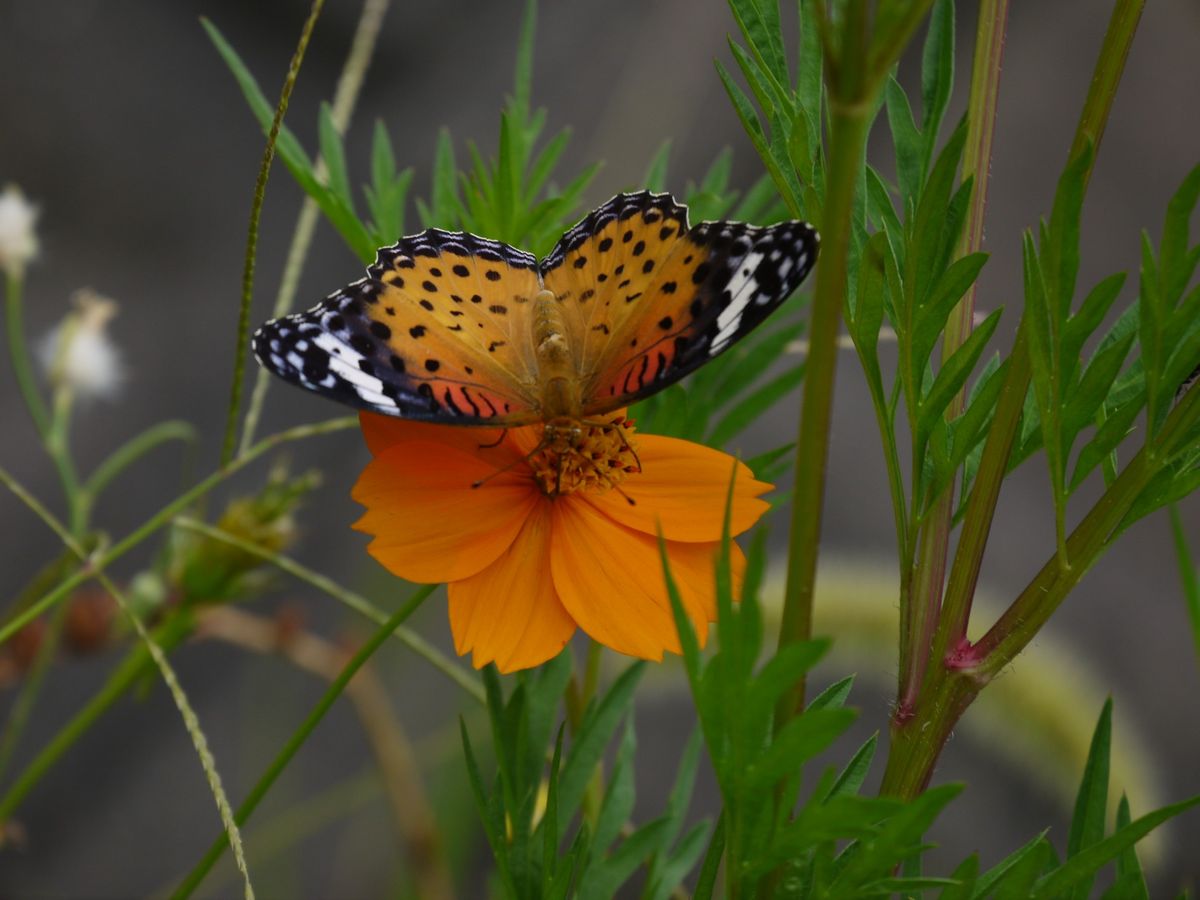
left=583, top=433, right=772, bottom=542
left=549, top=497, right=744, bottom=660
left=352, top=440, right=538, bottom=583
left=448, top=501, right=576, bottom=672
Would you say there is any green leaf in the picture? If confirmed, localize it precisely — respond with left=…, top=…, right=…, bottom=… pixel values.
left=823, top=733, right=877, bottom=800
left=992, top=839, right=1054, bottom=900
left=1062, top=329, right=1136, bottom=456
left=1033, top=795, right=1200, bottom=898
left=940, top=855, right=979, bottom=900
left=745, top=640, right=830, bottom=733
left=648, top=821, right=710, bottom=900
left=1066, top=699, right=1112, bottom=899
left=525, top=128, right=572, bottom=203
left=708, top=363, right=805, bottom=447
left=911, top=252, right=990, bottom=373
left=317, top=103, right=354, bottom=210
left=885, top=77, right=924, bottom=209
left=918, top=308, right=1002, bottom=447
left=747, top=708, right=857, bottom=789
left=579, top=818, right=670, bottom=900
left=1110, top=793, right=1149, bottom=900
left=1168, top=505, right=1200, bottom=664
left=557, top=662, right=644, bottom=823
left=920, top=0, right=955, bottom=159
left=1062, top=272, right=1127, bottom=386
left=460, top=718, right=519, bottom=896
left=426, top=128, right=460, bottom=228
left=727, top=0, right=790, bottom=86
left=643, top=140, right=672, bottom=191
left=511, top=0, right=537, bottom=121
left=589, top=717, right=636, bottom=858
left=693, top=813, right=725, bottom=900
left=1044, top=142, right=1094, bottom=313
left=908, top=117, right=969, bottom=307
left=1161, top=164, right=1200, bottom=303
left=971, top=832, right=1051, bottom=899
left=541, top=724, right=566, bottom=897
left=807, top=674, right=855, bottom=712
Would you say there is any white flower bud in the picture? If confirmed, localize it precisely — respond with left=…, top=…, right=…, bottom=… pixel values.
left=0, top=185, right=39, bottom=278
left=38, top=290, right=124, bottom=400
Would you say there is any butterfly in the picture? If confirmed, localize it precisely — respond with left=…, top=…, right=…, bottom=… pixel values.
left=252, top=191, right=818, bottom=433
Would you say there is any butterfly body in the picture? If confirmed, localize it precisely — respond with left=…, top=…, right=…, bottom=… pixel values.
left=253, top=192, right=818, bottom=431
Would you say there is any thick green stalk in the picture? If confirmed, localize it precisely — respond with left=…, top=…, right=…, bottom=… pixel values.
left=171, top=584, right=436, bottom=900
left=897, top=0, right=1010, bottom=713
left=776, top=102, right=871, bottom=721
left=220, top=0, right=326, bottom=465
left=882, top=0, right=1145, bottom=799
left=0, top=417, right=357, bottom=646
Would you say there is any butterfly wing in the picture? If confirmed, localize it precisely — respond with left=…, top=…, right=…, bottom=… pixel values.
left=539, top=192, right=818, bottom=415
left=253, top=229, right=545, bottom=424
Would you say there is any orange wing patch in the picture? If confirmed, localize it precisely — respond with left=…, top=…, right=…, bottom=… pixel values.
left=540, top=193, right=819, bottom=415
left=253, top=230, right=544, bottom=424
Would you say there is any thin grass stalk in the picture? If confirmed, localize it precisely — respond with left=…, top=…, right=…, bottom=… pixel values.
left=220, top=0, right=327, bottom=465
left=239, top=0, right=393, bottom=454
left=0, top=467, right=256, bottom=899
left=0, top=417, right=357, bottom=647
left=170, top=583, right=437, bottom=900
left=173, top=516, right=482, bottom=702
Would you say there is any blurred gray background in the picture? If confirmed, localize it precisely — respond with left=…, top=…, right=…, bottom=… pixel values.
left=1, top=0, right=1199, bottom=896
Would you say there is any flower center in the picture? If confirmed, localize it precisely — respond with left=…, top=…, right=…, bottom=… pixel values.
left=528, top=417, right=640, bottom=498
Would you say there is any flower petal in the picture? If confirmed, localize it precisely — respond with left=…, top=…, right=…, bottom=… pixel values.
left=359, top=411, right=519, bottom=461
left=352, top=440, right=537, bottom=583
left=549, top=498, right=745, bottom=660
left=448, top=501, right=575, bottom=672
left=584, top=434, right=771, bottom=541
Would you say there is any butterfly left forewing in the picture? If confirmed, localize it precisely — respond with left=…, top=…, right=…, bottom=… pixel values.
left=253, top=229, right=545, bottom=425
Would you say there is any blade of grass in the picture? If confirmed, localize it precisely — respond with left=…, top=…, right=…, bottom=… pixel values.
left=171, top=583, right=436, bottom=900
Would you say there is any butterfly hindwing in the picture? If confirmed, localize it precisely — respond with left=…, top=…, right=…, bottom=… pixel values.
left=252, top=229, right=544, bottom=424
left=541, top=192, right=818, bottom=414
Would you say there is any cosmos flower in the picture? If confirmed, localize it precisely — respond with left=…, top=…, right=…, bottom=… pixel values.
left=352, top=411, right=772, bottom=672
left=38, top=289, right=124, bottom=400
left=0, top=185, right=39, bottom=278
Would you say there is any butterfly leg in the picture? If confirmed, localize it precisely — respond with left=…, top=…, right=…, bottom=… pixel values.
left=477, top=428, right=508, bottom=449
left=580, top=416, right=643, bottom=473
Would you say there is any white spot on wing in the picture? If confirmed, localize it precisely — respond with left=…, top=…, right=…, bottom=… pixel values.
left=712, top=250, right=764, bottom=352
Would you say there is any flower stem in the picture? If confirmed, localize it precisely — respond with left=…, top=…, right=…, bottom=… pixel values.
left=0, top=416, right=358, bottom=647
left=897, top=0, right=1010, bottom=714
left=238, top=0, right=393, bottom=454
left=171, top=583, right=437, bottom=900
left=220, top=0, right=327, bottom=466
left=4, top=272, right=51, bottom=437
left=882, top=0, right=1146, bottom=799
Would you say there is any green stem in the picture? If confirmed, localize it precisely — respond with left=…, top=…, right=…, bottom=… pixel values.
left=776, top=100, right=870, bottom=722
left=4, top=272, right=51, bottom=437
left=1071, top=0, right=1145, bottom=176
left=238, top=0, right=392, bottom=454
left=171, top=584, right=436, bottom=900
left=172, top=516, right=481, bottom=703
left=220, top=0, right=327, bottom=466
left=898, top=0, right=1010, bottom=711
left=1168, top=504, right=1200, bottom=666
left=0, top=417, right=357, bottom=647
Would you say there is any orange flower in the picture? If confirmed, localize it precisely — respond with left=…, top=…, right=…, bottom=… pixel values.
left=351, top=411, right=772, bottom=673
